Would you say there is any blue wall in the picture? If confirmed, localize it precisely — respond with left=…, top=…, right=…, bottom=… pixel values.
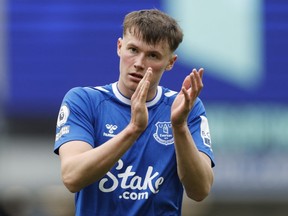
left=5, top=0, right=288, bottom=116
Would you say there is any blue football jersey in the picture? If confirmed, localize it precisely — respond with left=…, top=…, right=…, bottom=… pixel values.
left=54, top=82, right=215, bottom=216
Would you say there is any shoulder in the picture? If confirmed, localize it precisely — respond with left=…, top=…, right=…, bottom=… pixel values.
left=160, top=86, right=178, bottom=105
left=63, top=84, right=113, bottom=104
left=160, top=86, right=203, bottom=107
left=193, top=98, right=205, bottom=114
left=159, top=86, right=205, bottom=110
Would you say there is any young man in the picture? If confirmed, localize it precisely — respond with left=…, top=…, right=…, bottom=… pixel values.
left=54, top=9, right=215, bottom=216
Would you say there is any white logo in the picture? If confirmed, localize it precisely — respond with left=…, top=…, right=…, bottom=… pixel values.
left=200, top=116, right=212, bottom=149
left=99, top=159, right=164, bottom=200
left=103, top=124, right=118, bottom=137
left=153, top=122, right=174, bottom=145
left=57, top=104, right=70, bottom=128
left=55, top=126, right=70, bottom=141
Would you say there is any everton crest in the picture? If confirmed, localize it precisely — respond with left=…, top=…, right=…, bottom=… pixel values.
left=153, top=121, right=174, bottom=145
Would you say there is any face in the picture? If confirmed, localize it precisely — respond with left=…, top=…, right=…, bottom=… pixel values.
left=117, top=31, right=177, bottom=100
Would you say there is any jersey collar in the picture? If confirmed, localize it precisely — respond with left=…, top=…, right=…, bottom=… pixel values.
left=112, top=82, right=162, bottom=108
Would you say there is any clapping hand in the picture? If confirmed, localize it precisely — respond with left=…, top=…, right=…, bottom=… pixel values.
left=171, top=68, right=204, bottom=127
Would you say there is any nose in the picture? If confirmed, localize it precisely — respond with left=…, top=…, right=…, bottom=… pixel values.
left=134, top=55, right=145, bottom=70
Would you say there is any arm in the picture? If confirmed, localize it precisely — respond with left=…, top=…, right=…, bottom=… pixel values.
left=172, top=124, right=213, bottom=201
left=59, top=69, right=153, bottom=193
left=59, top=126, right=141, bottom=193
left=171, top=68, right=214, bottom=201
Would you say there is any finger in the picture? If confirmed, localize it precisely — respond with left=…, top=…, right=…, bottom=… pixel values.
left=195, top=69, right=204, bottom=92
left=182, top=74, right=191, bottom=90
left=138, top=78, right=150, bottom=102
left=181, top=86, right=189, bottom=102
left=199, top=68, right=204, bottom=80
left=140, top=67, right=152, bottom=87
left=186, top=72, right=198, bottom=101
left=191, top=69, right=203, bottom=92
left=134, top=68, right=152, bottom=101
left=145, top=67, right=153, bottom=82
left=190, top=69, right=198, bottom=93
left=194, top=70, right=203, bottom=90
left=140, top=67, right=152, bottom=95
left=133, top=67, right=152, bottom=98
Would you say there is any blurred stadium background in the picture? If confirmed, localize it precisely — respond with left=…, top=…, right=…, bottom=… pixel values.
left=1, top=0, right=288, bottom=215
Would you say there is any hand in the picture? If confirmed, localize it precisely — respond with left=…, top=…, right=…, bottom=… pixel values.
left=171, top=68, right=204, bottom=127
left=129, top=67, right=153, bottom=133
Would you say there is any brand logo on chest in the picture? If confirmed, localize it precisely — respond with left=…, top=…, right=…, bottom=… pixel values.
left=99, top=159, right=164, bottom=200
left=103, top=124, right=118, bottom=137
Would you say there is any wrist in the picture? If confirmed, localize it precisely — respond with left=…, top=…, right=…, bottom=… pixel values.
left=172, top=123, right=188, bottom=132
left=126, top=123, right=144, bottom=137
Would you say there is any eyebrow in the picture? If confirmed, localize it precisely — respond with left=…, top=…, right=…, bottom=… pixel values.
left=127, top=42, right=164, bottom=56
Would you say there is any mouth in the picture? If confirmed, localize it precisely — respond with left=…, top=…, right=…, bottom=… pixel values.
left=129, top=72, right=144, bottom=82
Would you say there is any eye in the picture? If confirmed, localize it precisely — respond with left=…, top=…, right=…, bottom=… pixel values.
left=128, top=47, right=137, bottom=53
left=148, top=52, right=160, bottom=60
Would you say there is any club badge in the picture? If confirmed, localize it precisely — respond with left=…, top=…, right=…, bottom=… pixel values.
left=153, top=121, right=174, bottom=145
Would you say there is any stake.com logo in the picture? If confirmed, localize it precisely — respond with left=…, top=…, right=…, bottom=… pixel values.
left=99, top=159, right=164, bottom=200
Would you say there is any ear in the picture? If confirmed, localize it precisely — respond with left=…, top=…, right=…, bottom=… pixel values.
left=165, top=54, right=178, bottom=71
left=117, top=38, right=123, bottom=57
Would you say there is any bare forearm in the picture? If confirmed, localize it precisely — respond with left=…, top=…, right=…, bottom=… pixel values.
left=61, top=124, right=142, bottom=193
left=172, top=124, right=213, bottom=201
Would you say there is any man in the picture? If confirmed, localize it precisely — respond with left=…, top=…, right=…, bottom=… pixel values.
left=54, top=9, right=215, bottom=216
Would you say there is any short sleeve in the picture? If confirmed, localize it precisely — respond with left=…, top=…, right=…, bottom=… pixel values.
left=54, top=87, right=95, bottom=154
left=188, top=98, right=215, bottom=167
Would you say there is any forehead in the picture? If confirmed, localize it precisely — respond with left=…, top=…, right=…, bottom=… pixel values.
left=123, top=31, right=171, bottom=54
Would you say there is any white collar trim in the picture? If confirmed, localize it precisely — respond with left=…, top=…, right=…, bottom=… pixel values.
left=112, top=82, right=162, bottom=107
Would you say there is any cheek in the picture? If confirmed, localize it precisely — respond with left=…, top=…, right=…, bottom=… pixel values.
left=150, top=67, right=166, bottom=82
left=120, top=55, right=134, bottom=69
left=123, top=56, right=132, bottom=64
left=151, top=63, right=167, bottom=75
